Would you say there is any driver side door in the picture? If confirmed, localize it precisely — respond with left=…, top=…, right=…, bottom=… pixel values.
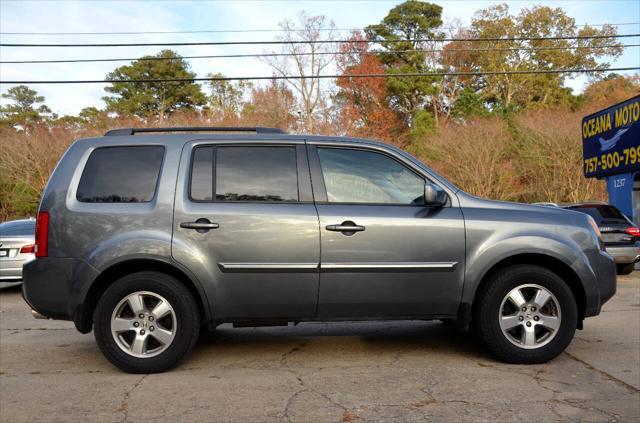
left=309, top=144, right=466, bottom=318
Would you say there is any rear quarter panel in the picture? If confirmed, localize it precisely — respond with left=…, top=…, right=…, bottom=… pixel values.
left=39, top=135, right=187, bottom=303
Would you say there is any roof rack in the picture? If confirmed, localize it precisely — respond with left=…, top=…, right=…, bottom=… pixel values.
left=104, top=127, right=287, bottom=136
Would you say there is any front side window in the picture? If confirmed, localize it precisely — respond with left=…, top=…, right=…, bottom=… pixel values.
left=77, top=146, right=164, bottom=203
left=189, top=146, right=299, bottom=202
left=317, top=148, right=425, bottom=204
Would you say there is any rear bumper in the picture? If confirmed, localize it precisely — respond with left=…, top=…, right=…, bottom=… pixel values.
left=22, top=258, right=76, bottom=320
left=22, top=257, right=99, bottom=327
left=605, top=243, right=640, bottom=265
left=0, top=257, right=34, bottom=280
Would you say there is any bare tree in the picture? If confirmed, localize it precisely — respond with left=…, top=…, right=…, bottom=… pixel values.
left=262, top=13, right=336, bottom=133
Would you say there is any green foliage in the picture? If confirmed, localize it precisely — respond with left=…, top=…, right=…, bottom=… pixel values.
left=409, top=109, right=437, bottom=139
left=79, top=107, right=103, bottom=121
left=207, top=73, right=252, bottom=118
left=448, top=4, right=623, bottom=110
left=103, top=50, right=206, bottom=120
left=2, top=180, right=40, bottom=218
left=450, top=88, right=491, bottom=119
left=0, top=85, right=54, bottom=126
left=365, top=1, right=443, bottom=122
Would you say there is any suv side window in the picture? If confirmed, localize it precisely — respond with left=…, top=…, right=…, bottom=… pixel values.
left=190, top=146, right=299, bottom=202
left=317, top=148, right=424, bottom=205
left=77, top=146, right=164, bottom=203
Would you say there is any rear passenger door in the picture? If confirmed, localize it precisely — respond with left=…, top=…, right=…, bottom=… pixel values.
left=172, top=140, right=320, bottom=320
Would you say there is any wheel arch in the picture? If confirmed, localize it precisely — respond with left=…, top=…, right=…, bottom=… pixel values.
left=74, top=258, right=212, bottom=333
left=466, top=253, right=587, bottom=324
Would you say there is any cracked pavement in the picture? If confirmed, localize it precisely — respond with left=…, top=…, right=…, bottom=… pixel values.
left=1, top=274, right=638, bottom=422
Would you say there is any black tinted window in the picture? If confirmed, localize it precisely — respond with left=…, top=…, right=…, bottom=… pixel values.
left=216, top=147, right=298, bottom=202
left=77, top=146, right=164, bottom=203
left=317, top=148, right=424, bottom=204
left=190, top=147, right=214, bottom=201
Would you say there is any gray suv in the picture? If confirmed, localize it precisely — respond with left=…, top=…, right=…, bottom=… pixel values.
left=22, top=127, right=616, bottom=373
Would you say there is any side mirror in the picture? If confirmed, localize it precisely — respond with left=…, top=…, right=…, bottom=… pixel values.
left=424, top=182, right=447, bottom=207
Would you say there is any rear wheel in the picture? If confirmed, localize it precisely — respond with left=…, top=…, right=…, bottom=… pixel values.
left=94, top=271, right=200, bottom=373
left=474, top=265, right=577, bottom=364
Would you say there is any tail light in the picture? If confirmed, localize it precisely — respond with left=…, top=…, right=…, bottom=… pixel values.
left=625, top=227, right=640, bottom=237
left=35, top=211, right=49, bottom=257
left=20, top=244, right=35, bottom=254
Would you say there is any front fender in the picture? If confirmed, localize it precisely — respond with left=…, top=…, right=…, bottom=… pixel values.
left=462, top=235, right=600, bottom=309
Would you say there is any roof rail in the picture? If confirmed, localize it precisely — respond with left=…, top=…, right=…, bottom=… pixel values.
left=104, top=127, right=287, bottom=136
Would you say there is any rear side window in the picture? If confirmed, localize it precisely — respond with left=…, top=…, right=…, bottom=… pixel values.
left=77, top=146, right=164, bottom=203
left=189, top=146, right=299, bottom=202
left=190, top=146, right=214, bottom=201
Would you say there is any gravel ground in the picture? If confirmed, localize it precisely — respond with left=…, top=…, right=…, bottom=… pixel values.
left=1, top=273, right=638, bottom=422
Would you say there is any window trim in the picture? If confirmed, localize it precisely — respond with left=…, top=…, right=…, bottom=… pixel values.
left=309, top=145, right=448, bottom=207
left=75, top=145, right=165, bottom=204
left=187, top=144, right=310, bottom=204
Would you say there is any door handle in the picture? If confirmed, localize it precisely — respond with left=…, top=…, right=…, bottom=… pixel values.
left=180, top=219, right=219, bottom=232
left=326, top=221, right=365, bottom=235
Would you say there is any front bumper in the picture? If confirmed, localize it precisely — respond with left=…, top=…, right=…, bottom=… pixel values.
left=584, top=249, right=617, bottom=317
left=605, top=243, right=640, bottom=265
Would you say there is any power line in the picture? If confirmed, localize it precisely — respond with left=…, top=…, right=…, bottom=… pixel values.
left=2, top=33, right=637, bottom=48
left=2, top=44, right=637, bottom=65
left=2, top=67, right=638, bottom=85
left=1, top=22, right=637, bottom=35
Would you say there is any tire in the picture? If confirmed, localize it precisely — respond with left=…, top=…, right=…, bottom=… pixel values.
left=473, top=265, right=577, bottom=364
left=616, top=263, right=635, bottom=276
left=93, top=271, right=200, bottom=373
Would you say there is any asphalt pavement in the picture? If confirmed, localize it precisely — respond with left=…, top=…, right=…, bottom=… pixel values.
left=1, top=274, right=638, bottom=422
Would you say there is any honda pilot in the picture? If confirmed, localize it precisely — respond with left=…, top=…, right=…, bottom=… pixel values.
left=22, top=127, right=617, bottom=373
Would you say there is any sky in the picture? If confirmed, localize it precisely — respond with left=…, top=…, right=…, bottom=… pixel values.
left=1, top=0, right=639, bottom=116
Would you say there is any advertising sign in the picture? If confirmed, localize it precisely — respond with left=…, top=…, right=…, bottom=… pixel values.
left=582, top=95, right=640, bottom=178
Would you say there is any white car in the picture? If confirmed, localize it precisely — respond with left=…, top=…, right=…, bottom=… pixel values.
left=0, top=218, right=36, bottom=286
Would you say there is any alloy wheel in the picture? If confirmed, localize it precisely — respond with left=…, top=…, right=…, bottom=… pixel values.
left=110, top=291, right=177, bottom=358
left=498, top=284, right=562, bottom=349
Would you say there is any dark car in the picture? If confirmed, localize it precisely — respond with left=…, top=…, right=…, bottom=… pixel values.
left=563, top=202, right=639, bottom=275
left=22, top=127, right=616, bottom=373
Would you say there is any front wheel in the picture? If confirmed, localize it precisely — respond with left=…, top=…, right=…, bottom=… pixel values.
left=94, top=271, right=200, bottom=373
left=474, top=265, right=577, bottom=364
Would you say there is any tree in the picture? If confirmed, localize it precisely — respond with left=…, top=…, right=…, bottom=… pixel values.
left=241, top=80, right=297, bottom=130
left=0, top=85, right=54, bottom=127
left=262, top=13, right=336, bottom=132
left=335, top=32, right=403, bottom=143
left=79, top=107, right=103, bottom=121
left=365, top=1, right=444, bottom=128
left=449, top=87, right=491, bottom=120
left=103, top=50, right=206, bottom=121
left=443, top=4, right=623, bottom=110
left=207, top=73, right=251, bottom=120
left=581, top=74, right=640, bottom=109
